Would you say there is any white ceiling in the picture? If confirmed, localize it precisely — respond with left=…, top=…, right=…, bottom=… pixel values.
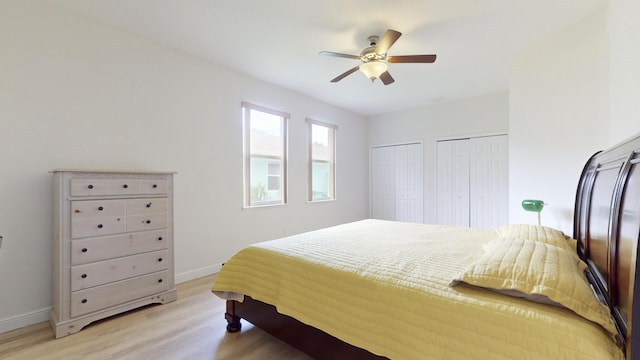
left=49, top=0, right=605, bottom=117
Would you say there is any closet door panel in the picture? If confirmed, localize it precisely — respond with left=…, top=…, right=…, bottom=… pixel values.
left=371, top=147, right=395, bottom=220
left=405, top=143, right=423, bottom=223
left=394, top=144, right=424, bottom=223
left=437, top=141, right=454, bottom=225
left=469, top=136, right=508, bottom=228
left=437, top=140, right=470, bottom=226
left=395, top=145, right=409, bottom=222
left=452, top=141, right=471, bottom=226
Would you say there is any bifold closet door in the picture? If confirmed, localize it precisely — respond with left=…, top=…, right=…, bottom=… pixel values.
left=437, top=135, right=508, bottom=228
left=371, top=143, right=423, bottom=223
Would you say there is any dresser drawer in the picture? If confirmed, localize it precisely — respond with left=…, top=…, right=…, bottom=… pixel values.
left=70, top=178, right=168, bottom=197
left=71, top=249, right=169, bottom=291
left=126, top=213, right=168, bottom=232
left=140, top=180, right=168, bottom=194
left=71, top=217, right=126, bottom=238
left=70, top=179, right=108, bottom=196
left=71, top=199, right=126, bottom=219
left=71, top=230, right=168, bottom=265
left=107, top=179, right=141, bottom=195
left=126, top=198, right=168, bottom=215
left=70, top=270, right=169, bottom=317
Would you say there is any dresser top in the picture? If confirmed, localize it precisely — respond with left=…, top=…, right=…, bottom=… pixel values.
left=51, top=169, right=177, bottom=175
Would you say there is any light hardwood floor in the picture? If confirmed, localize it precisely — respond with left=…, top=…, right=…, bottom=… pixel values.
left=0, top=275, right=312, bottom=360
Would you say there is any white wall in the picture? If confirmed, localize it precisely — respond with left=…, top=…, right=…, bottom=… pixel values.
left=367, top=92, right=509, bottom=224
left=608, top=0, right=640, bottom=143
left=509, top=0, right=640, bottom=233
left=0, top=0, right=368, bottom=332
left=508, top=8, right=610, bottom=233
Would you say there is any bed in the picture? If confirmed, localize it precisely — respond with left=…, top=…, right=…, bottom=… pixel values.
left=212, top=133, right=640, bottom=359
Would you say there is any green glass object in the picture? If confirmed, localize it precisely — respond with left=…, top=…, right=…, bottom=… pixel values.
left=522, top=199, right=545, bottom=212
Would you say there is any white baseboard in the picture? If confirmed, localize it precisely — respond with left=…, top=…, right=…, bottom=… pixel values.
left=0, top=307, right=51, bottom=334
left=175, top=262, right=223, bottom=284
left=0, top=264, right=223, bottom=335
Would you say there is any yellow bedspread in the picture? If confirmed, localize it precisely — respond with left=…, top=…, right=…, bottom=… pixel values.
left=212, top=219, right=623, bottom=359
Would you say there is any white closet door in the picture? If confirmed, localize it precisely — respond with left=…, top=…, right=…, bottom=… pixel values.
left=371, top=143, right=423, bottom=223
left=437, top=135, right=508, bottom=228
left=469, top=135, right=508, bottom=228
left=437, top=140, right=470, bottom=226
left=371, top=146, right=395, bottom=220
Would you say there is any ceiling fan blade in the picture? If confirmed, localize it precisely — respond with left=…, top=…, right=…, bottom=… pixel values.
left=388, top=54, right=437, bottom=63
left=330, top=66, right=360, bottom=83
left=375, top=29, right=402, bottom=55
left=379, top=71, right=395, bottom=85
left=319, top=51, right=360, bottom=60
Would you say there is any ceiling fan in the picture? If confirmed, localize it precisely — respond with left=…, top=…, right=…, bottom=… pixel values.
left=319, top=29, right=437, bottom=85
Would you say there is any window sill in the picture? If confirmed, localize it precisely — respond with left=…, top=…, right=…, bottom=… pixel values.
left=307, top=198, right=336, bottom=204
left=243, top=202, right=286, bottom=209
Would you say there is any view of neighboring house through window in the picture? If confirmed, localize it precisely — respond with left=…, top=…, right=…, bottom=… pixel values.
left=307, top=119, right=337, bottom=201
left=243, top=102, right=288, bottom=207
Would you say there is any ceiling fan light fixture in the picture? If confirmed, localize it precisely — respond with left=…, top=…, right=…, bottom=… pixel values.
left=359, top=61, right=387, bottom=80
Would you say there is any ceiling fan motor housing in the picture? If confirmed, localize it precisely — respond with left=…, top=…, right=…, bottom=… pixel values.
left=367, top=35, right=379, bottom=46
left=361, top=35, right=385, bottom=62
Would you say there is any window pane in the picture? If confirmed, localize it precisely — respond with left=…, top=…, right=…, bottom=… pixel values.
left=244, top=103, right=288, bottom=207
left=268, top=162, right=280, bottom=175
left=312, top=161, right=330, bottom=199
left=308, top=120, right=336, bottom=201
left=249, top=110, right=283, bottom=155
left=249, top=157, right=281, bottom=202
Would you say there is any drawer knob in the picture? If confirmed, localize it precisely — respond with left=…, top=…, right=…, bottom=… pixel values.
left=153, top=184, right=158, bottom=188
left=81, top=299, right=88, bottom=304
left=146, top=203, right=152, bottom=208
left=98, top=206, right=104, bottom=211
left=81, top=248, right=88, bottom=253
left=146, top=220, right=151, bottom=224
left=88, top=184, right=94, bottom=189
left=97, top=224, right=103, bottom=229
left=158, top=279, right=163, bottom=283
left=81, top=274, right=87, bottom=279
left=158, top=258, right=163, bottom=262
left=158, top=237, right=163, bottom=241
left=123, top=184, right=128, bottom=189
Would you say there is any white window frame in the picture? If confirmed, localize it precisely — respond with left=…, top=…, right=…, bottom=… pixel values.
left=243, top=102, right=289, bottom=207
left=307, top=118, right=337, bottom=202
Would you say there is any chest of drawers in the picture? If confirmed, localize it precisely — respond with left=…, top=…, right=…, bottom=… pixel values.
left=50, top=169, right=177, bottom=338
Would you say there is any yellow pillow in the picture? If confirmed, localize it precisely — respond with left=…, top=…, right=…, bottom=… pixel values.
left=495, top=224, right=577, bottom=252
left=451, top=238, right=616, bottom=336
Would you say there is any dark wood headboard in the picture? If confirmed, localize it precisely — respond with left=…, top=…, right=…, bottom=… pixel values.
left=574, top=134, right=640, bottom=358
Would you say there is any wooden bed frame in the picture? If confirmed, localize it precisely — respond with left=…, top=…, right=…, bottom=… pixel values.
left=225, top=134, right=640, bottom=359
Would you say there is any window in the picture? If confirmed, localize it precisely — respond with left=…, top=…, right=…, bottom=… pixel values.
left=307, top=119, right=337, bottom=201
left=243, top=102, right=288, bottom=207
